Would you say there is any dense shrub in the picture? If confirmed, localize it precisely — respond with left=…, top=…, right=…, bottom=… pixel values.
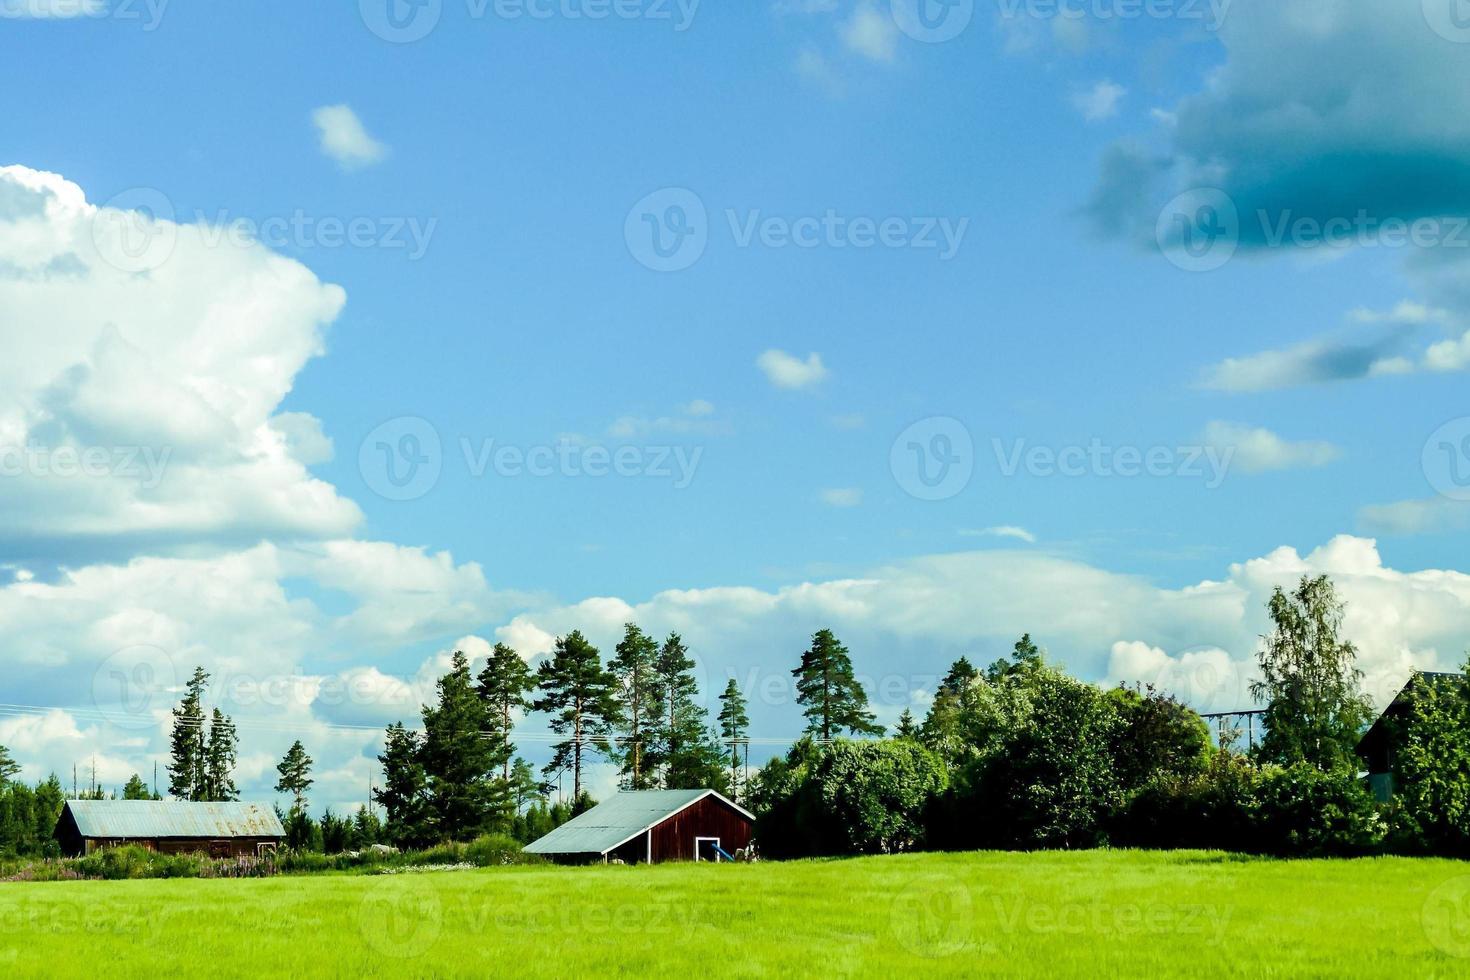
left=936, top=669, right=1123, bottom=850
left=1112, top=751, right=1261, bottom=852
left=1250, top=763, right=1385, bottom=857
left=755, top=739, right=946, bottom=857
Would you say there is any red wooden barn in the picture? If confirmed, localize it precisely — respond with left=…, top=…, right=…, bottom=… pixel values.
left=523, top=789, right=754, bottom=864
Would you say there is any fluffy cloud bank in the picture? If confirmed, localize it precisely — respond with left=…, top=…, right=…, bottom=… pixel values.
left=0, top=166, right=361, bottom=564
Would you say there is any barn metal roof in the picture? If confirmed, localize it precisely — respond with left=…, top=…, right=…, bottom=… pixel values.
left=64, top=800, right=285, bottom=839
left=524, top=789, right=753, bottom=855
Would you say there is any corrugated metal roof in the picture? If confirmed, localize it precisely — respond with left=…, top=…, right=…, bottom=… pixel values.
left=524, top=789, right=752, bottom=855
left=64, top=800, right=285, bottom=839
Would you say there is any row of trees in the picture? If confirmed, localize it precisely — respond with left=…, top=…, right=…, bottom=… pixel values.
left=371, top=628, right=761, bottom=848
left=749, top=576, right=1434, bottom=859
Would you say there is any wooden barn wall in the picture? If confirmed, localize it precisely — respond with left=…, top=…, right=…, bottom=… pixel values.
left=648, top=796, right=752, bottom=862
left=75, top=837, right=279, bottom=858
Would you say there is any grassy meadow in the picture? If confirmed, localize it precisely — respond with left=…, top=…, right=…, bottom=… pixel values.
left=3, top=850, right=1470, bottom=977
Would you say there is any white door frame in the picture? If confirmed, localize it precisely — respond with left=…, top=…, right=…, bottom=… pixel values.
left=694, top=836, right=720, bottom=861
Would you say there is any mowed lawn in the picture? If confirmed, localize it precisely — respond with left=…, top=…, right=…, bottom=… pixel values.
left=4, top=850, right=1470, bottom=977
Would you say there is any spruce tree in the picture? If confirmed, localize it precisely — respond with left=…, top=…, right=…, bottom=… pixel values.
left=375, top=722, right=433, bottom=848
left=717, top=679, right=750, bottom=797
left=0, top=744, right=19, bottom=789
left=275, top=740, right=314, bottom=812
left=895, top=708, right=919, bottom=740
left=204, top=708, right=239, bottom=802
left=792, top=629, right=882, bottom=740
left=422, top=650, right=504, bottom=840
left=611, top=623, right=661, bottom=789
left=122, top=773, right=153, bottom=800
left=652, top=633, right=725, bottom=789
left=533, top=630, right=621, bottom=800
left=167, top=667, right=210, bottom=800
left=477, top=643, right=536, bottom=783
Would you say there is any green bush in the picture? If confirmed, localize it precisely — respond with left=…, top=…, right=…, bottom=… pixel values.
left=1251, top=763, right=1386, bottom=857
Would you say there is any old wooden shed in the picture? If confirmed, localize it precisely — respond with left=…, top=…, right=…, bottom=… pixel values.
left=54, top=800, right=285, bottom=858
left=523, top=789, right=754, bottom=864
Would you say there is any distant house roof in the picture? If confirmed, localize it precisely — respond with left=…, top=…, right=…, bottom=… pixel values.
left=62, top=800, right=285, bottom=839
left=524, top=789, right=753, bottom=856
left=1358, top=671, right=1465, bottom=772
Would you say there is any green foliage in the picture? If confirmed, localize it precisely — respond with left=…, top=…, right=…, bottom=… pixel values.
left=283, top=807, right=322, bottom=852
left=969, top=667, right=1122, bottom=849
left=802, top=740, right=948, bottom=855
left=533, top=630, right=621, bottom=799
left=1252, top=575, right=1374, bottom=773
left=274, top=740, right=314, bottom=811
left=717, top=678, right=751, bottom=797
left=0, top=743, right=19, bottom=788
left=649, top=632, right=722, bottom=790
left=1252, top=763, right=1385, bottom=856
left=421, top=650, right=507, bottom=841
left=167, top=666, right=210, bottom=800
left=320, top=809, right=353, bottom=854
left=166, top=668, right=239, bottom=802
left=1108, top=684, right=1212, bottom=792
left=791, top=629, right=882, bottom=739
left=204, top=708, right=239, bottom=802
left=121, top=773, right=156, bottom=800
left=0, top=773, right=65, bottom=857
left=477, top=642, right=536, bottom=784
left=374, top=722, right=434, bottom=849
left=1384, top=668, right=1470, bottom=855
left=610, top=623, right=661, bottom=789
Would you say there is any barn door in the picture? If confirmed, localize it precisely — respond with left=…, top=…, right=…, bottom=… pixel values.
left=695, top=837, right=721, bottom=862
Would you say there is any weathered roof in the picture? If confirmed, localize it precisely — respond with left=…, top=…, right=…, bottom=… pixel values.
left=524, top=789, right=753, bottom=855
left=63, top=800, right=285, bottom=839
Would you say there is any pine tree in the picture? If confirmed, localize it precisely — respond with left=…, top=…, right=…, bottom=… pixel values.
left=509, top=757, right=543, bottom=814
left=0, top=744, right=19, bottom=789
left=717, top=679, right=750, bottom=797
left=651, top=633, right=727, bottom=790
left=275, top=740, right=314, bottom=812
left=375, top=722, right=433, bottom=849
left=1252, top=574, right=1374, bottom=773
left=422, top=651, right=505, bottom=840
left=477, top=643, right=536, bottom=783
left=533, top=630, right=621, bottom=800
left=610, top=623, right=661, bottom=789
left=792, top=629, right=882, bottom=740
left=122, top=773, right=152, bottom=800
left=167, top=667, right=210, bottom=800
left=204, top=708, right=239, bottom=802
left=895, top=708, right=919, bottom=740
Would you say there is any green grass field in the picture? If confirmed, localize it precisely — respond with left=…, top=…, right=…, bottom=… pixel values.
left=4, top=850, right=1470, bottom=977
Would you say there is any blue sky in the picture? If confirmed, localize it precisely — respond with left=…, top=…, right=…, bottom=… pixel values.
left=4, top=0, right=1470, bottom=807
